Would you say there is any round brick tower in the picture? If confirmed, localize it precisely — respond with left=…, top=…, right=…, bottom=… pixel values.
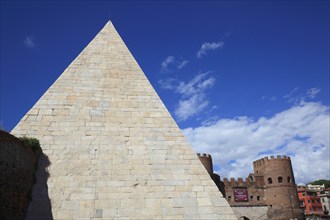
left=197, top=153, right=226, bottom=196
left=253, top=156, right=304, bottom=220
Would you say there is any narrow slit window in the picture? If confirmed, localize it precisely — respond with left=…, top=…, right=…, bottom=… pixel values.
left=287, top=176, right=291, bottom=183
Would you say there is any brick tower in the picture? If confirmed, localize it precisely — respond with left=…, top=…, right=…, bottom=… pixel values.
left=253, top=156, right=304, bottom=219
left=11, top=21, right=236, bottom=219
left=197, top=153, right=226, bottom=198
left=197, top=153, right=213, bottom=175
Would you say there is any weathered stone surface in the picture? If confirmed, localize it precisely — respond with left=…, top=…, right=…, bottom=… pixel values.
left=231, top=206, right=268, bottom=220
left=12, top=21, right=236, bottom=219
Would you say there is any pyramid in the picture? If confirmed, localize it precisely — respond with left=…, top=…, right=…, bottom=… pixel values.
left=12, top=21, right=236, bottom=219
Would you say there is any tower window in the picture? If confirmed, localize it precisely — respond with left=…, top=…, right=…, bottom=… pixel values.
left=257, top=196, right=260, bottom=201
left=268, top=177, right=273, bottom=184
left=228, top=196, right=231, bottom=201
left=250, top=196, right=253, bottom=201
left=278, top=176, right=283, bottom=183
left=287, top=176, right=291, bottom=183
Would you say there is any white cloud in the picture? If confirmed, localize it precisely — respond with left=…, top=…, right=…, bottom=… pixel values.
left=261, top=96, right=277, bottom=101
left=160, top=56, right=189, bottom=73
left=159, top=73, right=216, bottom=121
left=176, top=73, right=215, bottom=96
left=307, top=88, right=321, bottom=99
left=158, top=78, right=178, bottom=90
left=183, top=101, right=330, bottom=184
left=24, top=35, right=36, bottom=49
left=197, top=41, right=224, bottom=58
left=269, top=96, right=277, bottom=101
left=175, top=73, right=215, bottom=120
left=284, top=87, right=321, bottom=104
left=160, top=56, right=175, bottom=73
left=283, top=87, right=299, bottom=100
left=177, top=60, right=189, bottom=69
left=175, top=94, right=209, bottom=121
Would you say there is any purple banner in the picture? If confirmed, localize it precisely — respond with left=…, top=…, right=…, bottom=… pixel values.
left=233, top=188, right=249, bottom=202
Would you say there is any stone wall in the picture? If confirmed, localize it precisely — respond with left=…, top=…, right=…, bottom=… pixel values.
left=231, top=206, right=268, bottom=220
left=0, top=130, right=38, bottom=220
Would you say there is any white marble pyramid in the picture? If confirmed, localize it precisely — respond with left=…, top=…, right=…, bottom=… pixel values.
left=12, top=21, right=236, bottom=219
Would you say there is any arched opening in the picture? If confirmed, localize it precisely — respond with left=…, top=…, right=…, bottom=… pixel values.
left=240, top=216, right=250, bottom=220
left=278, top=176, right=283, bottom=183
left=268, top=177, right=273, bottom=184
left=287, top=176, right=291, bottom=183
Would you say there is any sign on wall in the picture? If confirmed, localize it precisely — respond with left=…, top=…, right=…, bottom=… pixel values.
left=233, top=188, right=249, bottom=202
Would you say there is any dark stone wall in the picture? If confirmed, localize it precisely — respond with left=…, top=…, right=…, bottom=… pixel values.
left=197, top=153, right=213, bottom=175
left=0, top=130, right=38, bottom=220
left=197, top=153, right=226, bottom=197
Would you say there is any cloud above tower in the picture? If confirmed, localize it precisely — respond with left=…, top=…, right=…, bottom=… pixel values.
left=183, top=101, right=330, bottom=184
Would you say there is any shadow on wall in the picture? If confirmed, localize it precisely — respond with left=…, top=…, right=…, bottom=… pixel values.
left=25, top=153, right=53, bottom=220
left=0, top=130, right=53, bottom=220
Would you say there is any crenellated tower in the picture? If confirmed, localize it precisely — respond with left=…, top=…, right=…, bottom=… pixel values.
left=197, top=153, right=225, bottom=197
left=253, top=155, right=304, bottom=219
left=197, top=153, right=213, bottom=175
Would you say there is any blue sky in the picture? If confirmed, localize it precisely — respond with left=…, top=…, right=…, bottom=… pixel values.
left=1, top=1, right=329, bottom=184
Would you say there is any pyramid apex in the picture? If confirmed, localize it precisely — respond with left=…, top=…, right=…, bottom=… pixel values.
left=103, top=19, right=117, bottom=32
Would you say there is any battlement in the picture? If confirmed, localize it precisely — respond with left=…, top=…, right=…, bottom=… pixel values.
left=197, top=153, right=212, bottom=158
left=197, top=153, right=213, bottom=175
left=253, top=155, right=291, bottom=167
left=223, top=177, right=254, bottom=187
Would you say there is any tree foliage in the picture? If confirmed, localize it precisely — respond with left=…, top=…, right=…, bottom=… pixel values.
left=308, top=179, right=330, bottom=188
left=20, top=137, right=41, bottom=155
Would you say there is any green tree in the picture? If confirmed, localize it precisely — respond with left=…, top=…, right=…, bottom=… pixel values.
left=308, top=179, right=330, bottom=188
